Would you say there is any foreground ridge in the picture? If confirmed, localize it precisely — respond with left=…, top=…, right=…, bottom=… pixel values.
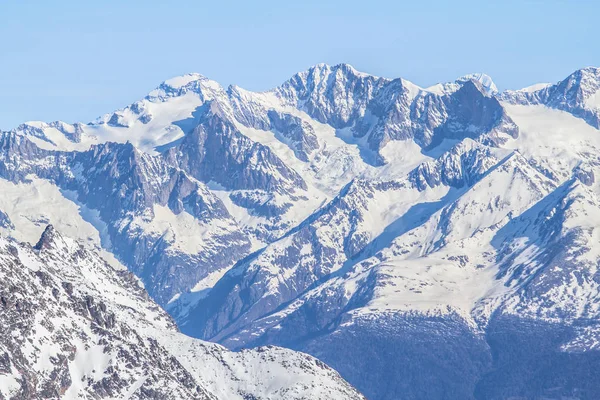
left=0, top=226, right=364, bottom=399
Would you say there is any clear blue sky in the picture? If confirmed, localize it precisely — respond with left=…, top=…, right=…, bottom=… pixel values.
left=1, top=0, right=598, bottom=130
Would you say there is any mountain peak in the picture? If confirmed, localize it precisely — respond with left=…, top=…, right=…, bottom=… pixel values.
left=578, top=66, right=600, bottom=75
left=332, top=63, right=376, bottom=78
left=34, top=224, right=62, bottom=251
left=147, top=72, right=224, bottom=101
left=564, top=66, right=600, bottom=94
left=296, top=63, right=381, bottom=82
left=456, top=73, right=498, bottom=95
left=161, top=72, right=207, bottom=89
left=561, top=66, right=600, bottom=85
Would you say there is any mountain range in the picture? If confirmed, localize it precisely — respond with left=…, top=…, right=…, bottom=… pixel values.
left=2, top=63, right=600, bottom=399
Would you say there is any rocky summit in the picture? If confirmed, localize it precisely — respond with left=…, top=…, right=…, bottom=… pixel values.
left=2, top=64, right=600, bottom=399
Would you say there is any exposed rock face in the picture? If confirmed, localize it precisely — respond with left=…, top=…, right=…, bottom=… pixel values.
left=0, top=134, right=251, bottom=304
left=4, top=64, right=600, bottom=400
left=33, top=224, right=61, bottom=250
left=408, top=140, right=501, bottom=190
left=275, top=64, right=519, bottom=163
left=165, top=103, right=307, bottom=193
left=0, top=227, right=364, bottom=399
left=276, top=63, right=390, bottom=129
left=0, top=210, right=13, bottom=230
left=267, top=110, right=319, bottom=161
left=500, top=67, right=600, bottom=128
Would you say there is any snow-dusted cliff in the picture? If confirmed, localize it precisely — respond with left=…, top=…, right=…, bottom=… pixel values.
left=0, top=225, right=363, bottom=399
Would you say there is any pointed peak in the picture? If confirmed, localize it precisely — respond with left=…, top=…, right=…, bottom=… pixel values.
left=147, top=72, right=225, bottom=101
left=456, top=73, right=498, bottom=95
left=553, top=66, right=600, bottom=90
left=574, top=66, right=600, bottom=76
left=191, top=98, right=235, bottom=125
left=335, top=63, right=380, bottom=79
left=311, top=62, right=331, bottom=70
left=296, top=63, right=332, bottom=80
left=162, top=73, right=207, bottom=89
left=423, top=74, right=497, bottom=97
left=34, top=225, right=62, bottom=251
left=297, top=63, right=381, bottom=80
left=226, top=83, right=254, bottom=98
left=509, top=67, right=599, bottom=95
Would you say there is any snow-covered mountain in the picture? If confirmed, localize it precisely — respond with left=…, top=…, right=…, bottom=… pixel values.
left=4, top=63, right=600, bottom=399
left=0, top=225, right=363, bottom=399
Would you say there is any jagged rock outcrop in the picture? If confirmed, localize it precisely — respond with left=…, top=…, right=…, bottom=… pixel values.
left=500, top=67, right=600, bottom=128
left=0, top=227, right=364, bottom=399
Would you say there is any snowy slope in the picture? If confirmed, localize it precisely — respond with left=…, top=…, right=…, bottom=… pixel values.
left=4, top=63, right=600, bottom=399
left=500, top=66, right=600, bottom=129
left=0, top=226, right=363, bottom=399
